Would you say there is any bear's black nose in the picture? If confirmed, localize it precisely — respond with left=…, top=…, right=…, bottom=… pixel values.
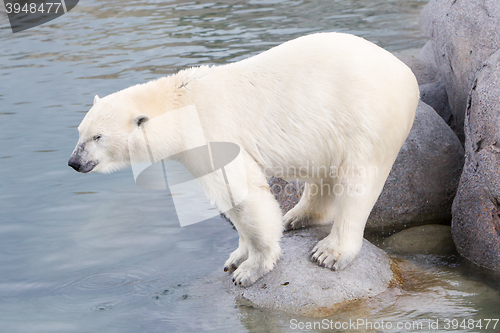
left=68, top=156, right=81, bottom=171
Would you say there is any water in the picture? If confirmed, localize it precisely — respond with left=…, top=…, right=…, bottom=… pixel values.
left=1, top=0, right=499, bottom=332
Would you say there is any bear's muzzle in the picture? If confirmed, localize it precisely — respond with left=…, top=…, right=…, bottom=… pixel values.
left=68, top=155, right=97, bottom=173
left=68, top=142, right=97, bottom=173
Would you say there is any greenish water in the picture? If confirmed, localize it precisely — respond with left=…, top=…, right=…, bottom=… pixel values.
left=1, top=0, right=498, bottom=332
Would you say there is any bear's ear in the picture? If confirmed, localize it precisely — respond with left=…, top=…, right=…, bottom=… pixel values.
left=94, top=95, right=100, bottom=105
left=133, top=114, right=150, bottom=127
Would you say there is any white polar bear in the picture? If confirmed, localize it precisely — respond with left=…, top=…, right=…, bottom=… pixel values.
left=69, top=32, right=419, bottom=286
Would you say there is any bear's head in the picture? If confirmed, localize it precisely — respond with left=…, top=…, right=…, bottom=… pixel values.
left=68, top=92, right=151, bottom=174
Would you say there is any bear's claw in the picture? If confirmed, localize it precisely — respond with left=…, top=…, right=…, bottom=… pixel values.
left=229, top=252, right=277, bottom=287
left=224, top=247, right=248, bottom=273
left=284, top=216, right=313, bottom=231
left=311, top=236, right=359, bottom=271
left=231, top=261, right=264, bottom=286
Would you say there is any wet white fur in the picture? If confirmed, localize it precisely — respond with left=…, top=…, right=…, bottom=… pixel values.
left=75, top=32, right=419, bottom=286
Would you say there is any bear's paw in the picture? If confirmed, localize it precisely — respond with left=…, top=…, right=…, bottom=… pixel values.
left=224, top=245, right=248, bottom=273
left=231, top=260, right=268, bottom=286
left=311, top=235, right=361, bottom=271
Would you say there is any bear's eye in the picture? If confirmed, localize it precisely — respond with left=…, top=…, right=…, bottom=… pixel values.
left=93, top=134, right=102, bottom=142
left=136, top=116, right=148, bottom=127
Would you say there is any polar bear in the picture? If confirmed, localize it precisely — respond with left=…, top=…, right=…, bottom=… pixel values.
left=69, top=32, right=419, bottom=286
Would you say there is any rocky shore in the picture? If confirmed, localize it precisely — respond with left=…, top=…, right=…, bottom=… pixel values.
left=271, top=0, right=500, bottom=273
left=418, top=0, right=500, bottom=271
left=214, top=0, right=500, bottom=314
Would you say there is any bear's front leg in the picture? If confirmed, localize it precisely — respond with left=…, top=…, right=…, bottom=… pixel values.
left=220, top=158, right=283, bottom=286
left=224, top=235, right=248, bottom=272
left=226, top=185, right=283, bottom=285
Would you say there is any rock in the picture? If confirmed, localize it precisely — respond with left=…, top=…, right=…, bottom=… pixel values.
left=394, top=48, right=440, bottom=85
left=270, top=101, right=464, bottom=230
left=382, top=224, right=456, bottom=255
left=420, top=0, right=500, bottom=142
left=367, top=101, right=464, bottom=229
left=452, top=49, right=500, bottom=271
left=416, top=40, right=438, bottom=70
left=395, top=44, right=452, bottom=123
left=191, top=226, right=396, bottom=316
left=419, top=81, right=452, bottom=124
left=269, top=176, right=303, bottom=215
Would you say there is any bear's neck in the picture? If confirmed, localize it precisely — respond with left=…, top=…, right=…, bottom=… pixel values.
left=129, top=75, right=190, bottom=119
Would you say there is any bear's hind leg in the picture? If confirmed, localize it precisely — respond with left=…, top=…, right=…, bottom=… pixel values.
left=284, top=181, right=335, bottom=231
left=311, top=165, right=388, bottom=270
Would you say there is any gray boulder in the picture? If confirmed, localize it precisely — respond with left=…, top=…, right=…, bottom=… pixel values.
left=419, top=81, right=452, bottom=124
left=452, top=49, right=500, bottom=271
left=395, top=44, right=453, bottom=127
left=417, top=42, right=453, bottom=124
left=420, top=0, right=500, bottom=142
left=367, top=101, right=464, bottom=229
left=382, top=224, right=456, bottom=255
left=269, top=176, right=303, bottom=215
left=191, top=226, right=396, bottom=316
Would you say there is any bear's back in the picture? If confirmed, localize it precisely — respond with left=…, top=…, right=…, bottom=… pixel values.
left=186, top=32, right=418, bottom=170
